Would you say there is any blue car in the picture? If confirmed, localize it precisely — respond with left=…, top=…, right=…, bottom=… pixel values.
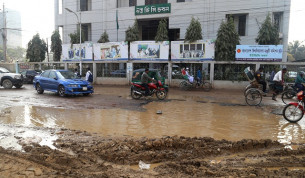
left=33, top=70, right=94, bottom=96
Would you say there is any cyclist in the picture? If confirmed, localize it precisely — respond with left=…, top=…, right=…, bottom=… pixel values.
left=272, top=68, right=287, bottom=101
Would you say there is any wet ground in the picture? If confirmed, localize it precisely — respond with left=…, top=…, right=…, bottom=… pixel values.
left=1, top=84, right=305, bottom=177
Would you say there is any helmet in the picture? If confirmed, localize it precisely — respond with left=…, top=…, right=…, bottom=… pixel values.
left=186, top=68, right=189, bottom=70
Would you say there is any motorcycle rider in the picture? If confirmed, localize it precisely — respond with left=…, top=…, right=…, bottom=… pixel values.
left=141, top=68, right=153, bottom=97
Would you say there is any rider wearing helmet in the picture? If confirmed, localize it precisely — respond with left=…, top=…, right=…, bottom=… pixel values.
left=295, top=71, right=305, bottom=92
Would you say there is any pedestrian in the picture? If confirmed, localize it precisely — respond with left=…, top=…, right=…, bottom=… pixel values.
left=196, top=68, right=202, bottom=84
left=295, top=71, right=305, bottom=92
left=141, top=68, right=153, bottom=97
left=74, top=68, right=80, bottom=78
left=272, top=68, right=287, bottom=101
left=254, top=67, right=267, bottom=93
left=86, top=67, right=93, bottom=83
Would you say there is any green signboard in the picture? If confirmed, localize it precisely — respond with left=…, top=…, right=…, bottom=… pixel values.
left=135, top=3, right=171, bottom=15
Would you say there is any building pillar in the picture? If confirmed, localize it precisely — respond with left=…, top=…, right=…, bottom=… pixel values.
left=209, top=62, right=214, bottom=87
left=127, top=62, right=133, bottom=84
left=255, top=63, right=260, bottom=71
left=64, top=62, right=68, bottom=70
left=93, top=62, right=97, bottom=83
left=168, top=62, right=172, bottom=86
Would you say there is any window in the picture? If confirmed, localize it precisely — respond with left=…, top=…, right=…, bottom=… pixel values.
left=117, top=0, right=136, bottom=7
left=273, top=12, right=283, bottom=33
left=41, top=71, right=50, bottom=78
left=49, top=71, right=57, bottom=79
left=81, top=24, right=91, bottom=41
left=145, top=0, right=168, bottom=5
left=177, top=0, right=192, bottom=2
left=59, top=26, right=63, bottom=41
left=80, top=0, right=91, bottom=11
left=226, top=14, right=248, bottom=36
left=58, top=0, right=63, bottom=14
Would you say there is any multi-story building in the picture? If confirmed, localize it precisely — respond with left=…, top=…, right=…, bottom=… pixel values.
left=0, top=9, right=22, bottom=48
left=55, top=0, right=290, bottom=62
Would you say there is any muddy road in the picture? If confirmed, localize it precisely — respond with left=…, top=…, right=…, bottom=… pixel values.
left=1, top=84, right=305, bottom=177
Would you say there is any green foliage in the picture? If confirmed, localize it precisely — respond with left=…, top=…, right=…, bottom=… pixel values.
left=288, top=40, right=305, bottom=61
left=69, top=28, right=85, bottom=45
left=125, top=20, right=139, bottom=42
left=255, top=14, right=280, bottom=45
left=185, top=17, right=203, bottom=43
left=98, top=31, right=110, bottom=43
left=51, top=30, right=62, bottom=62
left=155, top=19, right=168, bottom=42
left=215, top=18, right=240, bottom=61
left=26, top=34, right=47, bottom=62
left=0, top=46, right=25, bottom=62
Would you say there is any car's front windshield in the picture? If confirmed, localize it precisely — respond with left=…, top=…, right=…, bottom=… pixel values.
left=57, top=71, right=77, bottom=79
left=0, top=67, right=10, bottom=73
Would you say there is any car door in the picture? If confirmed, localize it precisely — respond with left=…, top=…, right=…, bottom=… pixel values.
left=48, top=71, right=59, bottom=91
left=39, top=71, right=50, bottom=89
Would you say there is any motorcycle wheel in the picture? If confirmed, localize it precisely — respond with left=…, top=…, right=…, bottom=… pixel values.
left=281, top=90, right=297, bottom=104
left=179, top=81, right=189, bottom=91
left=156, top=90, right=167, bottom=100
left=131, top=88, right=142, bottom=100
left=283, top=103, right=304, bottom=123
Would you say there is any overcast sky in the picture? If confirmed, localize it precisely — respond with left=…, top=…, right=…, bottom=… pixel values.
left=2, top=0, right=305, bottom=48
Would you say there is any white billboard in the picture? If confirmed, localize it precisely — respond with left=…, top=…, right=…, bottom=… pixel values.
left=130, top=41, right=169, bottom=61
left=62, top=43, right=93, bottom=61
left=171, top=40, right=215, bottom=61
left=93, top=42, right=128, bottom=61
left=235, top=45, right=283, bottom=62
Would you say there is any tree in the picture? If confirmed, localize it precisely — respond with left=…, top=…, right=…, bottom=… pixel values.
left=51, top=30, right=62, bottom=61
left=255, top=14, right=280, bottom=45
left=125, top=20, right=139, bottom=42
left=155, top=19, right=168, bottom=42
left=7, top=47, right=25, bottom=62
left=215, top=17, right=240, bottom=61
left=26, top=34, right=47, bottom=62
left=185, top=17, right=203, bottom=43
left=69, top=28, right=85, bottom=45
left=288, top=40, right=305, bottom=61
left=98, top=31, right=110, bottom=43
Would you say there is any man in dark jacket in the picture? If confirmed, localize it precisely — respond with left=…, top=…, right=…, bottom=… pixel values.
left=141, top=68, right=153, bottom=96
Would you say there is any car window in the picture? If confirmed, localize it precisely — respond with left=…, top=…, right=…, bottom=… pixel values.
left=28, top=70, right=37, bottom=75
left=41, top=71, right=50, bottom=78
left=21, top=71, right=26, bottom=75
left=49, top=71, right=57, bottom=79
left=0, top=67, right=10, bottom=73
left=57, top=71, right=77, bottom=79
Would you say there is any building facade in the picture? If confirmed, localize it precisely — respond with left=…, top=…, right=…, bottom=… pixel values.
left=55, top=0, right=290, bottom=61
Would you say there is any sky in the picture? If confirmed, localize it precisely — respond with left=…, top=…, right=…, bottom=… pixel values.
left=2, top=0, right=305, bottom=48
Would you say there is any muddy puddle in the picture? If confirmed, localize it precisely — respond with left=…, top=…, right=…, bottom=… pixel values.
left=1, top=99, right=305, bottom=148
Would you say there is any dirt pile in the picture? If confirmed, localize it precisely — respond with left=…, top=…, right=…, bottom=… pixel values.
left=2, top=128, right=305, bottom=177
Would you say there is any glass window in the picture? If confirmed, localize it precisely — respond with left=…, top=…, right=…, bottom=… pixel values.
left=58, top=0, right=63, bottom=14
left=81, top=24, right=91, bottom=41
left=41, top=71, right=50, bottom=78
left=96, top=63, right=127, bottom=78
left=238, top=15, right=246, bottom=36
left=273, top=12, right=283, bottom=33
left=57, top=71, right=77, bottom=79
left=80, top=0, right=91, bottom=11
left=117, top=0, right=136, bottom=7
left=177, top=0, right=185, bottom=2
left=49, top=71, right=57, bottom=79
left=145, top=0, right=168, bottom=5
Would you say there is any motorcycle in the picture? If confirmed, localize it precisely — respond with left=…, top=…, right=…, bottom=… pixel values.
left=282, top=91, right=305, bottom=123
left=130, top=80, right=168, bottom=100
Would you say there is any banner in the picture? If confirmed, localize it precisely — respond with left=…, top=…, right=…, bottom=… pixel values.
left=235, top=45, right=283, bottom=62
left=62, top=43, right=93, bottom=61
left=93, top=42, right=128, bottom=61
left=135, top=3, right=171, bottom=15
left=130, top=41, right=169, bottom=61
left=171, top=40, right=215, bottom=61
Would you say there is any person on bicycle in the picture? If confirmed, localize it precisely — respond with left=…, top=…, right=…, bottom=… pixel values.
left=295, top=71, right=305, bottom=92
left=254, top=67, right=267, bottom=93
left=272, top=68, right=287, bottom=101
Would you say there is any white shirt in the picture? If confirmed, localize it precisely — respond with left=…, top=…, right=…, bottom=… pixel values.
left=85, top=71, right=92, bottom=81
left=273, top=71, right=283, bottom=82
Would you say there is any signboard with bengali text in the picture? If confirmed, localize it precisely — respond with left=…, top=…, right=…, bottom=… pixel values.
left=235, top=45, right=283, bottom=62
left=135, top=3, right=171, bottom=15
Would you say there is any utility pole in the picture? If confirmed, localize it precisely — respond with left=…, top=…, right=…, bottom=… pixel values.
left=2, top=3, right=7, bottom=63
left=46, top=38, right=50, bottom=62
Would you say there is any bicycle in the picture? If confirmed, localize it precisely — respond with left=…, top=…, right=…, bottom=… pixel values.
left=179, top=76, right=212, bottom=92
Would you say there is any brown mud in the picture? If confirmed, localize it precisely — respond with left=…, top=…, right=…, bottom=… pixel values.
left=1, top=85, right=305, bottom=177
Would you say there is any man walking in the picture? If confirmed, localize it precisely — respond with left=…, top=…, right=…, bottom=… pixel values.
left=86, top=67, right=93, bottom=83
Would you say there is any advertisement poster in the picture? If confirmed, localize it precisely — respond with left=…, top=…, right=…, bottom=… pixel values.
left=130, top=41, right=169, bottom=61
left=93, top=42, right=128, bottom=61
left=235, top=45, right=283, bottom=62
left=171, top=40, right=215, bottom=61
left=62, top=43, right=93, bottom=61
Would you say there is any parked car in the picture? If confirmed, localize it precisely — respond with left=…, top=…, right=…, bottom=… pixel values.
left=33, top=69, right=94, bottom=96
left=21, top=70, right=42, bottom=84
left=0, top=67, right=23, bottom=89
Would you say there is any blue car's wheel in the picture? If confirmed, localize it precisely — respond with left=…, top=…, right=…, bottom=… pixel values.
left=58, top=85, right=65, bottom=97
left=36, top=83, right=44, bottom=94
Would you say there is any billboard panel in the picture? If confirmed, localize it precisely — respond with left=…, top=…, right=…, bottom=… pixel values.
left=171, top=40, right=215, bottom=61
left=93, top=42, right=128, bottom=61
left=130, top=41, right=169, bottom=61
left=62, top=43, right=93, bottom=61
left=235, top=45, right=283, bottom=62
